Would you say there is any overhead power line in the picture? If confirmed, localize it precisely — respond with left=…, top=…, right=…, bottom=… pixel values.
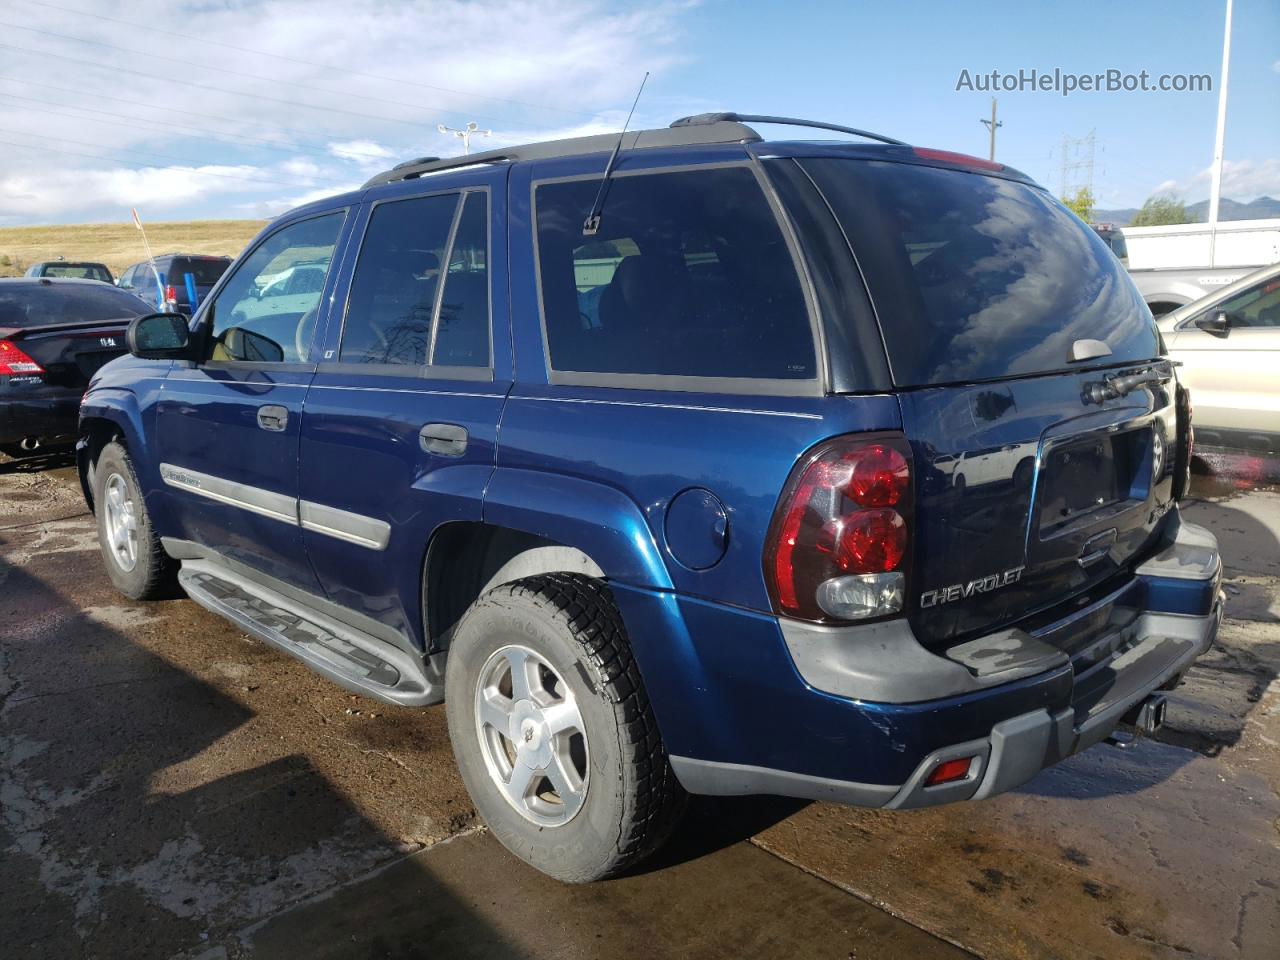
left=25, top=0, right=594, bottom=120
left=0, top=74, right=392, bottom=158
left=0, top=89, right=388, bottom=162
left=0, top=41, right=443, bottom=130
left=0, top=19, right=517, bottom=129
left=0, top=128, right=345, bottom=188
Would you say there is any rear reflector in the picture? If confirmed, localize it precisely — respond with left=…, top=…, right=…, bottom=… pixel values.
left=0, top=340, right=44, bottom=375
left=925, top=757, right=974, bottom=787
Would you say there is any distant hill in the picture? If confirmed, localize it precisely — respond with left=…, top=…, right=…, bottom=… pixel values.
left=0, top=219, right=266, bottom=278
left=1094, top=195, right=1280, bottom=227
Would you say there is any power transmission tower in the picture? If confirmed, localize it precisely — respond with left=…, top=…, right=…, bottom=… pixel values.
left=1058, top=130, right=1096, bottom=199
left=979, top=98, right=1002, bottom=161
left=438, top=121, right=491, bottom=154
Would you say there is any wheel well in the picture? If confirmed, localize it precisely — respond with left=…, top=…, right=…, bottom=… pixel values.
left=78, top=417, right=125, bottom=512
left=423, top=523, right=604, bottom=654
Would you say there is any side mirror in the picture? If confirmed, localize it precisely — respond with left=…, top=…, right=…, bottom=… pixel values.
left=1194, top=311, right=1232, bottom=337
left=127, top=312, right=197, bottom=360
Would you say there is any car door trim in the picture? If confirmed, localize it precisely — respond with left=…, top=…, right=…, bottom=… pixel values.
left=159, top=462, right=391, bottom=551
left=299, top=500, right=391, bottom=551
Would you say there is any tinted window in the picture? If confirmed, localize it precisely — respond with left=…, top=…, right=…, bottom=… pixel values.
left=0, top=283, right=150, bottom=327
left=535, top=166, right=816, bottom=381
left=1206, top=274, right=1280, bottom=328
left=340, top=193, right=457, bottom=366
left=801, top=158, right=1160, bottom=387
left=433, top=192, right=490, bottom=367
left=206, top=213, right=344, bottom=363
left=168, top=257, right=230, bottom=286
left=39, top=263, right=112, bottom=283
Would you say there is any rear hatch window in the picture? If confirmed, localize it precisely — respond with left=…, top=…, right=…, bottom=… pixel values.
left=168, top=258, right=230, bottom=286
left=0, top=283, right=151, bottom=327
left=799, top=158, right=1160, bottom=386
left=39, top=263, right=112, bottom=283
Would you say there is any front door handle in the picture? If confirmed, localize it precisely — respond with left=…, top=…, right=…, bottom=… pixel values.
left=257, top=405, right=289, bottom=433
left=420, top=422, right=468, bottom=457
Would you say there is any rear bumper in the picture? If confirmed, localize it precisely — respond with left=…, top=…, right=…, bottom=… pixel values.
left=0, top=390, right=81, bottom=445
left=630, top=509, right=1222, bottom=808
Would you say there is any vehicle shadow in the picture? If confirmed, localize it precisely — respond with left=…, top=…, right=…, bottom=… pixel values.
left=632, top=794, right=811, bottom=876
left=0, top=447, right=76, bottom=474
left=0, top=531, right=521, bottom=959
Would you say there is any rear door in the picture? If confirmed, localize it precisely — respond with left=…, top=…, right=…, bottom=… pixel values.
left=154, top=211, right=349, bottom=591
left=794, top=155, right=1172, bottom=648
left=298, top=169, right=510, bottom=643
left=1167, top=272, right=1280, bottom=448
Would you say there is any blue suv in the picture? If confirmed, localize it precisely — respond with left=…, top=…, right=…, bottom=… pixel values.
left=79, top=114, right=1223, bottom=882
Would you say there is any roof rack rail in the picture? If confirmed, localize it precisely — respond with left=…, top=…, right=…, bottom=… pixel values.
left=670, top=112, right=905, bottom=146
left=361, top=119, right=760, bottom=188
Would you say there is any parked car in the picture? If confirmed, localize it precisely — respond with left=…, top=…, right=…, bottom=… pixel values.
left=79, top=113, right=1221, bottom=883
left=1090, top=222, right=1128, bottom=266
left=1125, top=217, right=1280, bottom=316
left=117, top=254, right=231, bottom=313
left=24, top=260, right=114, bottom=284
left=1158, top=261, right=1280, bottom=453
left=0, top=278, right=150, bottom=456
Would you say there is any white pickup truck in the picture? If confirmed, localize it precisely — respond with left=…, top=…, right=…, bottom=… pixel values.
left=1119, top=218, right=1280, bottom=316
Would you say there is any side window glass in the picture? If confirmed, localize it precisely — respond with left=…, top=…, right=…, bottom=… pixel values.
left=1211, top=276, right=1280, bottom=328
left=205, top=213, right=344, bottom=363
left=432, top=192, right=491, bottom=367
left=534, top=166, right=816, bottom=381
left=339, top=194, right=457, bottom=366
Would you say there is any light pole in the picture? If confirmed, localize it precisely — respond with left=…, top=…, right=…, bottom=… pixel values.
left=438, top=121, right=492, bottom=155
left=1207, top=0, right=1233, bottom=268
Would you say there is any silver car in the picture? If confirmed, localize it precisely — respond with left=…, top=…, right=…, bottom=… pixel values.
left=1157, top=261, right=1280, bottom=453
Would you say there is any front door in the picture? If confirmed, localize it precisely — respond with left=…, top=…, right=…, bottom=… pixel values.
left=299, top=170, right=510, bottom=644
left=155, top=210, right=350, bottom=590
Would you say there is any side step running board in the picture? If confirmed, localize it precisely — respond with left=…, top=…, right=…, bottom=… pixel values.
left=179, top=559, right=444, bottom=707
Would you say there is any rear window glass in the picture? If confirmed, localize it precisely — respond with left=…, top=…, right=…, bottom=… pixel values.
left=534, top=166, right=816, bottom=383
left=0, top=283, right=151, bottom=327
left=801, top=158, right=1160, bottom=387
left=168, top=258, right=230, bottom=286
left=39, top=263, right=112, bottom=283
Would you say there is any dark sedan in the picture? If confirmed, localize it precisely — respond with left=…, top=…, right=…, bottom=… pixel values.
left=0, top=278, right=152, bottom=457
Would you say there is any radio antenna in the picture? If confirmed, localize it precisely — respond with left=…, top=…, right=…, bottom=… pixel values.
left=583, top=71, right=648, bottom=236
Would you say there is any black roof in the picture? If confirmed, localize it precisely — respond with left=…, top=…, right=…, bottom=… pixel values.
left=362, top=113, right=906, bottom=188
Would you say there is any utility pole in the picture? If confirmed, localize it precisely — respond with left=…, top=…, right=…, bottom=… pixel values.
left=979, top=98, right=1002, bottom=161
left=437, top=121, right=491, bottom=155
left=1207, top=0, right=1233, bottom=268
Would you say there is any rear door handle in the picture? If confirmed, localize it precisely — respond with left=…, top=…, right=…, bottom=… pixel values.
left=420, top=422, right=468, bottom=457
left=256, top=405, right=289, bottom=432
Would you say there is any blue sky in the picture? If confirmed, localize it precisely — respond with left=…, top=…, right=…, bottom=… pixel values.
left=0, top=0, right=1276, bottom=225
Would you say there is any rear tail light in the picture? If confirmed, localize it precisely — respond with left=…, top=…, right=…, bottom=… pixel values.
left=1172, top=384, right=1193, bottom=500
left=765, top=434, right=913, bottom=623
left=0, top=340, right=44, bottom=375
left=165, top=285, right=178, bottom=305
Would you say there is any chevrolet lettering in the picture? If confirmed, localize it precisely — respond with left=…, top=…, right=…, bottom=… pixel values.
left=920, top=566, right=1027, bottom=608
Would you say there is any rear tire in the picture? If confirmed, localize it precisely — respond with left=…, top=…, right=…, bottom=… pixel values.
left=445, top=573, right=685, bottom=882
left=93, top=441, right=177, bottom=600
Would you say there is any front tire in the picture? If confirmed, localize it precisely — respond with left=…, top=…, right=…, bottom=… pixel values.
left=445, top=574, right=684, bottom=882
left=93, top=441, right=177, bottom=600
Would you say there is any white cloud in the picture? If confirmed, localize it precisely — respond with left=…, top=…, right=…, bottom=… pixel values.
left=0, top=0, right=697, bottom=223
left=1151, top=157, right=1280, bottom=202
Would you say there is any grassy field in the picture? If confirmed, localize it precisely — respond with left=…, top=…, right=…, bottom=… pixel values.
left=0, top=219, right=267, bottom=278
